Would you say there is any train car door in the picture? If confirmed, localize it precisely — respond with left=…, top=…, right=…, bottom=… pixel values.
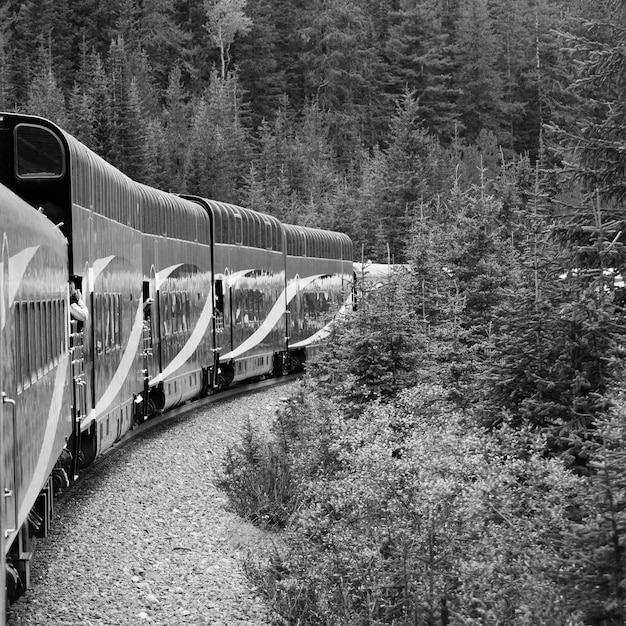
left=0, top=236, right=8, bottom=625
left=1, top=236, right=16, bottom=563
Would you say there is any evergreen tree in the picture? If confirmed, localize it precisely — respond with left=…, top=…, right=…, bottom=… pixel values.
left=551, top=0, right=626, bottom=206
left=9, top=0, right=75, bottom=91
left=143, top=118, right=169, bottom=189
left=385, top=0, right=460, bottom=141
left=163, top=64, right=191, bottom=191
left=66, top=38, right=98, bottom=146
left=377, top=90, right=440, bottom=263
left=183, top=71, right=252, bottom=201
left=311, top=264, right=419, bottom=415
left=295, top=0, right=378, bottom=163
left=25, top=41, right=68, bottom=126
left=116, top=0, right=191, bottom=89
left=0, top=4, right=13, bottom=109
left=348, top=147, right=388, bottom=261
left=89, top=52, right=115, bottom=158
left=106, top=35, right=131, bottom=169
left=122, top=77, right=151, bottom=181
left=73, top=0, right=127, bottom=58
left=442, top=167, right=520, bottom=402
left=566, top=399, right=626, bottom=624
left=453, top=0, right=504, bottom=142
left=234, top=0, right=287, bottom=129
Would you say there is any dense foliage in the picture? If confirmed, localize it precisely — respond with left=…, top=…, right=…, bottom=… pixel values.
left=2, top=0, right=622, bottom=261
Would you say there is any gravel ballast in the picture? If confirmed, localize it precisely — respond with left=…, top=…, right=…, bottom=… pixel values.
left=7, top=384, right=294, bottom=625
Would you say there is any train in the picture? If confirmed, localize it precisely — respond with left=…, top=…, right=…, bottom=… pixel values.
left=0, top=112, right=353, bottom=616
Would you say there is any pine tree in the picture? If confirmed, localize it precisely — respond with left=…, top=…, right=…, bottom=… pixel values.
left=66, top=38, right=98, bottom=147
left=183, top=71, right=252, bottom=201
left=163, top=64, right=191, bottom=191
left=311, top=263, right=419, bottom=416
left=551, top=0, right=626, bottom=206
left=0, top=4, right=13, bottom=109
left=453, top=0, right=504, bottom=142
left=384, top=0, right=460, bottom=140
left=566, top=401, right=626, bottom=624
left=233, top=0, right=287, bottom=129
left=122, top=77, right=151, bottom=182
left=377, top=90, right=440, bottom=263
left=295, top=0, right=378, bottom=163
left=25, top=40, right=68, bottom=126
left=131, top=0, right=191, bottom=89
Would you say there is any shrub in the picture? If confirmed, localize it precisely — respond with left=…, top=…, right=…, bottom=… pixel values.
left=215, top=382, right=346, bottom=529
left=251, top=385, right=582, bottom=625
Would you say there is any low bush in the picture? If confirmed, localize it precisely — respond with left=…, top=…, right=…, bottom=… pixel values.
left=237, top=384, right=583, bottom=625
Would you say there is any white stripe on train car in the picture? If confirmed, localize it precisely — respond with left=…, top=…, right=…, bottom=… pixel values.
left=87, top=255, right=115, bottom=292
left=15, top=353, right=69, bottom=527
left=155, top=263, right=183, bottom=291
left=149, top=292, right=214, bottom=385
left=94, top=301, right=144, bottom=417
left=288, top=292, right=354, bottom=349
left=226, top=268, right=255, bottom=288
left=2, top=245, right=39, bottom=307
left=220, top=274, right=323, bottom=360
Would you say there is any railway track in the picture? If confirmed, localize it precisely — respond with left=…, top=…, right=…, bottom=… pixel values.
left=7, top=377, right=299, bottom=626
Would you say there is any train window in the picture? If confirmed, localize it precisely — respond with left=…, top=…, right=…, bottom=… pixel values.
left=300, top=230, right=307, bottom=257
left=51, top=300, right=57, bottom=366
left=44, top=301, right=51, bottom=367
left=264, top=219, right=272, bottom=250
left=234, top=214, right=243, bottom=245
left=43, top=301, right=51, bottom=373
left=219, top=207, right=228, bottom=243
left=256, top=214, right=264, bottom=249
left=52, top=300, right=58, bottom=362
left=184, top=293, right=190, bottom=332
left=15, top=124, right=65, bottom=179
left=114, top=295, right=120, bottom=347
left=161, top=292, right=170, bottom=336
left=27, top=302, right=36, bottom=383
left=15, top=303, right=23, bottom=393
left=61, top=299, right=67, bottom=354
left=103, top=296, right=110, bottom=352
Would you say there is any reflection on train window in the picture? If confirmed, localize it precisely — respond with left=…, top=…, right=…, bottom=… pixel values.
left=95, top=293, right=122, bottom=355
left=15, top=302, right=25, bottom=392
left=264, top=220, right=272, bottom=250
left=15, top=124, right=65, bottom=179
left=35, top=301, right=43, bottom=377
left=15, top=299, right=67, bottom=395
left=161, top=291, right=191, bottom=336
left=234, top=215, right=243, bottom=245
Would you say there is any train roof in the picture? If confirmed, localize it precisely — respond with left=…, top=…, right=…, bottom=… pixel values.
left=0, top=112, right=210, bottom=244
left=183, top=196, right=284, bottom=252
left=283, top=222, right=352, bottom=260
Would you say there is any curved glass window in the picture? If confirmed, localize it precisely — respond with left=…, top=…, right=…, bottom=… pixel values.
left=15, top=124, right=65, bottom=179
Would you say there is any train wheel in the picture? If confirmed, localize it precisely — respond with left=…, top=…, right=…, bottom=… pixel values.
left=217, top=364, right=234, bottom=389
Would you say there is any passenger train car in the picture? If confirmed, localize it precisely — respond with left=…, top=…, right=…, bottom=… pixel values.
left=0, top=183, right=72, bottom=613
left=0, top=112, right=353, bottom=614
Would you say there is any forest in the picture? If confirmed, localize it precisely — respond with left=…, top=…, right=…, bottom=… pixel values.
left=2, top=0, right=626, bottom=623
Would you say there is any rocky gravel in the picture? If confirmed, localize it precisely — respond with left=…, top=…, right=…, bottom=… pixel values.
left=7, top=383, right=294, bottom=626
